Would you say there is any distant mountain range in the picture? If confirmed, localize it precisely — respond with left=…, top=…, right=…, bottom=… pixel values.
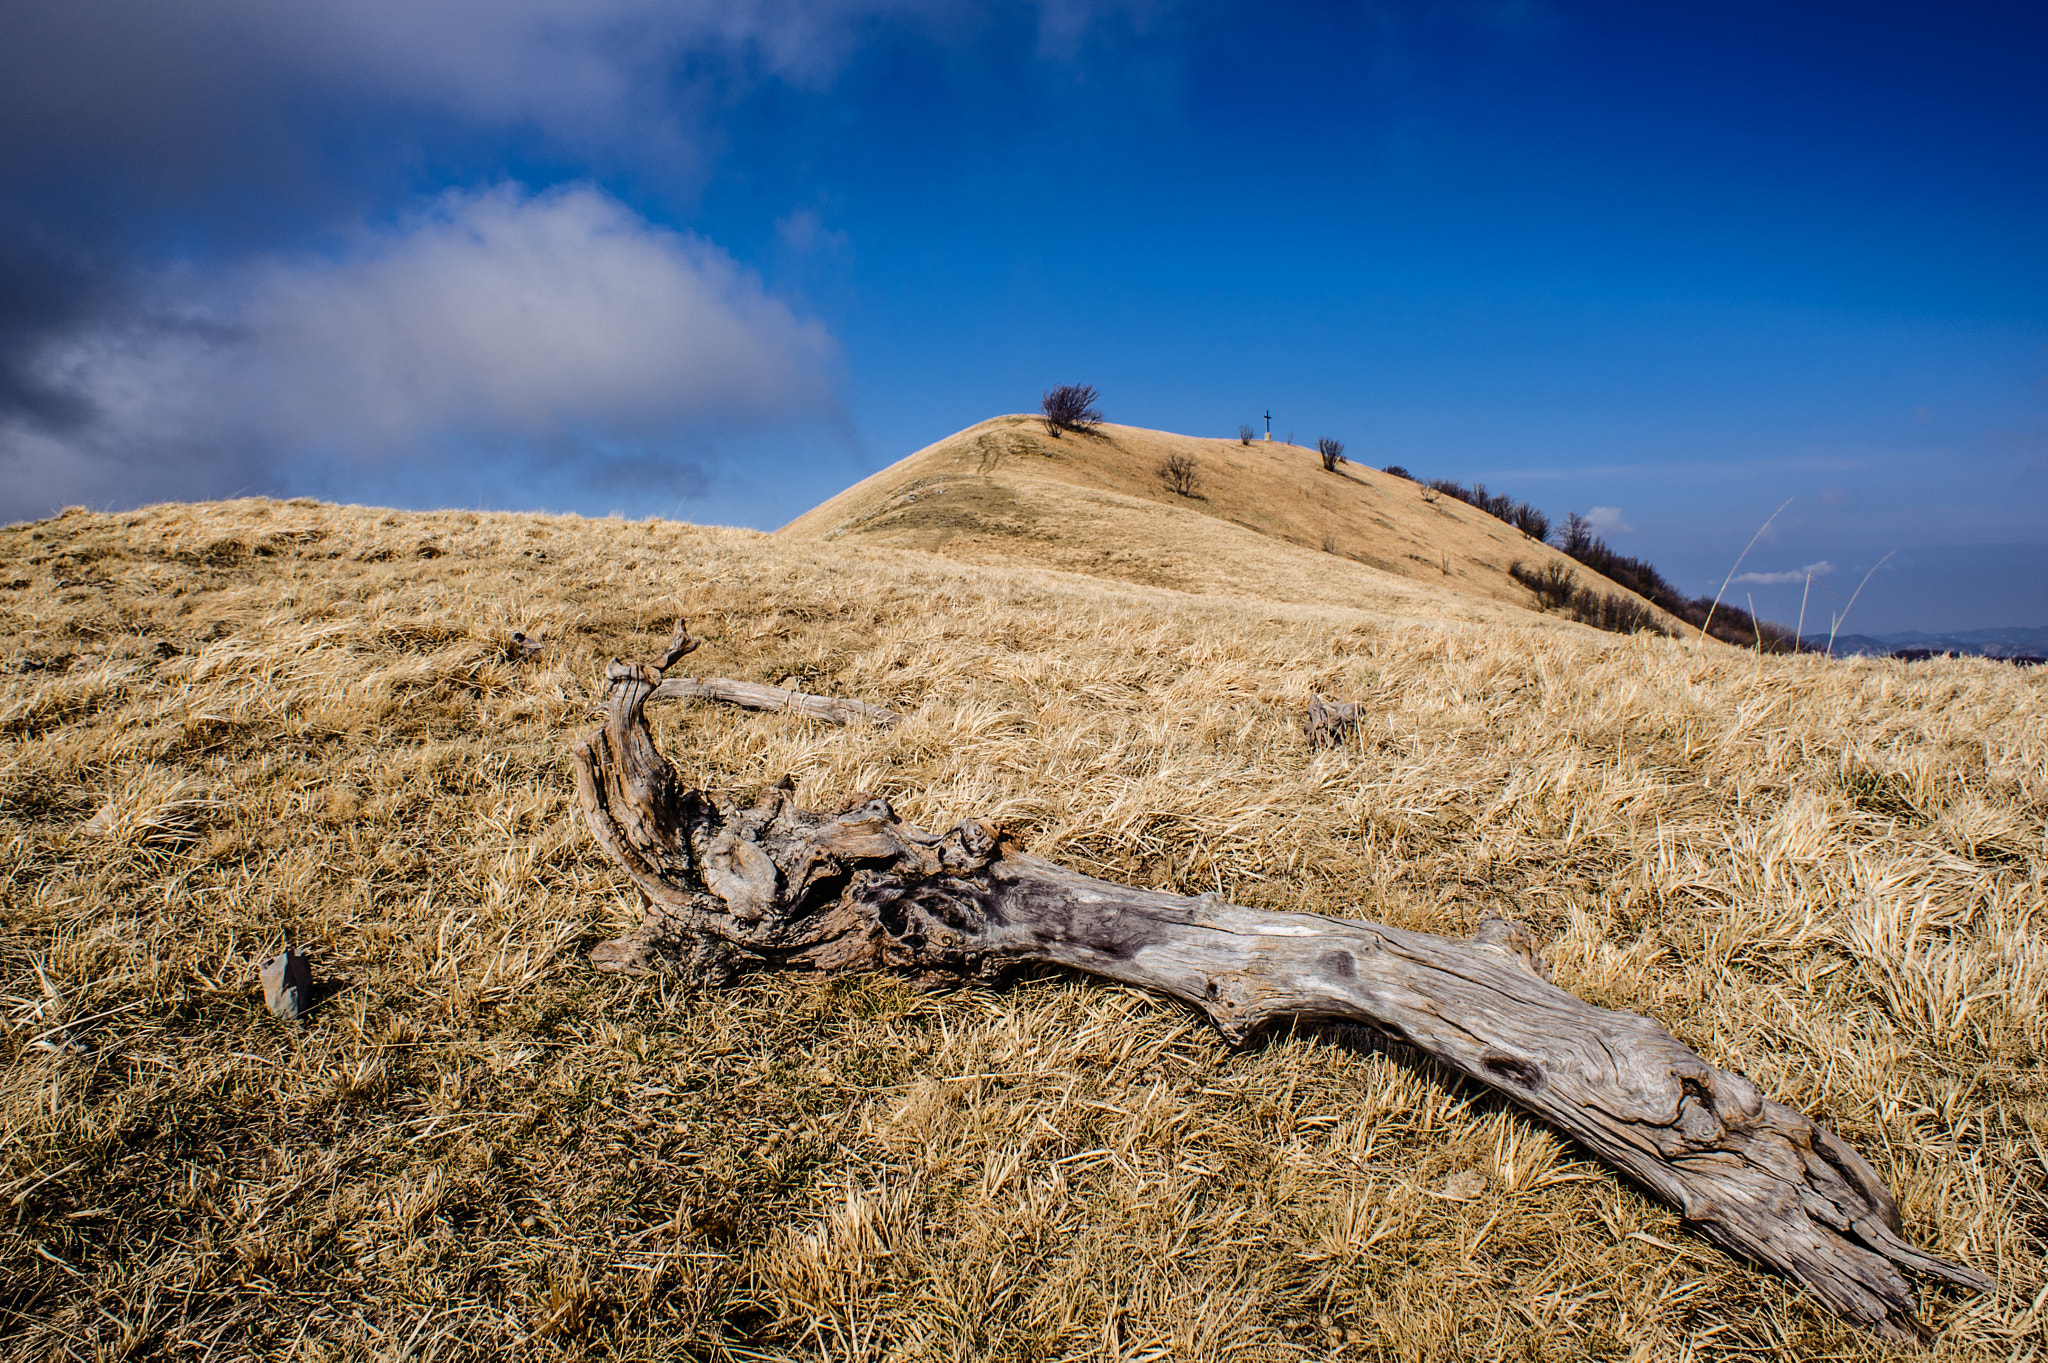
left=1808, top=625, right=2048, bottom=661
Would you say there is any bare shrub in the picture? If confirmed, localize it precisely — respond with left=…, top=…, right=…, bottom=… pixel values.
left=1158, top=451, right=1202, bottom=497
left=1557, top=511, right=1594, bottom=558
left=1509, top=503, right=1550, bottom=542
left=1570, top=590, right=1659, bottom=635
left=1512, top=556, right=1661, bottom=635
left=1040, top=383, right=1103, bottom=437
left=1238, top=424, right=1256, bottom=446
left=1509, top=559, right=1577, bottom=612
left=1382, top=465, right=1413, bottom=481
left=1317, top=438, right=1346, bottom=472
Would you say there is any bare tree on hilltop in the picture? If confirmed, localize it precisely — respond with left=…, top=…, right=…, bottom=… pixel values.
left=1041, top=383, right=1103, bottom=437
left=1317, top=437, right=1346, bottom=472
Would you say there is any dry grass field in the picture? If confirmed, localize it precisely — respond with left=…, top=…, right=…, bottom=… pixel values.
left=2, top=493, right=2044, bottom=1361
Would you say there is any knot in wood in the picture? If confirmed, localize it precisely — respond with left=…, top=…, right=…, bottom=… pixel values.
left=700, top=828, right=779, bottom=922
left=1468, top=915, right=1548, bottom=981
left=1674, top=1091, right=1726, bottom=1145
left=604, top=657, right=665, bottom=688
left=862, top=871, right=1000, bottom=973
left=937, top=818, right=1007, bottom=873
left=1201, top=973, right=1266, bottom=1043
left=1480, top=1048, right=1545, bottom=1091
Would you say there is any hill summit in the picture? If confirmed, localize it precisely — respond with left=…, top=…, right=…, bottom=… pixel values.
left=781, top=416, right=1672, bottom=633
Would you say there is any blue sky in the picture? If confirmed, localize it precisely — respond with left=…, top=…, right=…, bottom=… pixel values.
left=2, top=1, right=2042, bottom=633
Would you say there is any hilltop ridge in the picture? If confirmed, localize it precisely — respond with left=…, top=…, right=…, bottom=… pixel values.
left=781, top=415, right=1676, bottom=634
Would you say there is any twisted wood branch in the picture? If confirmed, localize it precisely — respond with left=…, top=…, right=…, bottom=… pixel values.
left=652, top=676, right=900, bottom=727
left=626, top=620, right=900, bottom=726
left=570, top=633, right=1990, bottom=1342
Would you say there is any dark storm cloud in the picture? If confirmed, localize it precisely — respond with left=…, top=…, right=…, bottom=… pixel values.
left=0, top=231, right=104, bottom=434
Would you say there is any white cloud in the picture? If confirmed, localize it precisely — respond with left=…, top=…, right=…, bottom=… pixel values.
left=1733, top=560, right=1835, bottom=586
left=0, top=184, right=841, bottom=520
left=1584, top=505, right=1631, bottom=534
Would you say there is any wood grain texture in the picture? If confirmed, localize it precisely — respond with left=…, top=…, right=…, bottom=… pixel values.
left=649, top=675, right=902, bottom=727
left=625, top=622, right=899, bottom=726
left=572, top=639, right=1991, bottom=1343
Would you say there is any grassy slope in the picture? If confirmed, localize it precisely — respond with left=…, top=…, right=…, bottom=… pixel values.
left=1, top=498, right=2044, bottom=1361
left=780, top=416, right=1675, bottom=628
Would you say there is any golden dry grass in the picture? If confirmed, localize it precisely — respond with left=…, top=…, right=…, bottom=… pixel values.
left=1, top=497, right=2044, bottom=1361
left=780, top=416, right=1674, bottom=629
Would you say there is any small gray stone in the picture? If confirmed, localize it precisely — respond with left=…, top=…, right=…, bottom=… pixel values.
left=259, top=948, right=315, bottom=1021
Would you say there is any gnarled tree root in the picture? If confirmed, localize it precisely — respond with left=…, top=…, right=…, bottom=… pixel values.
left=571, top=627, right=1990, bottom=1342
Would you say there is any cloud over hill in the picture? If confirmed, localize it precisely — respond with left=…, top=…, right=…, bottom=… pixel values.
left=0, top=185, right=841, bottom=523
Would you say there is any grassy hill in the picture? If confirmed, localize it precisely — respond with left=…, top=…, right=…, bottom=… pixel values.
left=781, top=415, right=1676, bottom=631
left=2, top=494, right=2043, bottom=1361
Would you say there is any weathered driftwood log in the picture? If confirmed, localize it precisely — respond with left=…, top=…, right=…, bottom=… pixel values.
left=571, top=633, right=1990, bottom=1342
left=1302, top=694, right=1362, bottom=749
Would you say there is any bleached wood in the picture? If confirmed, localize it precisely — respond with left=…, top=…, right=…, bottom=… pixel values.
left=571, top=637, right=1990, bottom=1342
left=651, top=676, right=901, bottom=727
left=607, top=619, right=899, bottom=726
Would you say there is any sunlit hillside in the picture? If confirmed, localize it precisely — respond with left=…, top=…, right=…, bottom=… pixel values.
left=2, top=496, right=2042, bottom=1361
left=782, top=416, right=1677, bottom=630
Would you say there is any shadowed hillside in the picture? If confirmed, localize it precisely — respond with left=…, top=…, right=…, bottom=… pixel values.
left=781, top=416, right=1676, bottom=632
left=1, top=498, right=2042, bottom=1360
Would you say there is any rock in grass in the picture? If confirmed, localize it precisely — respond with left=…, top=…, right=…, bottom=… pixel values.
left=1431, top=1169, right=1486, bottom=1202
left=259, top=948, right=315, bottom=1021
